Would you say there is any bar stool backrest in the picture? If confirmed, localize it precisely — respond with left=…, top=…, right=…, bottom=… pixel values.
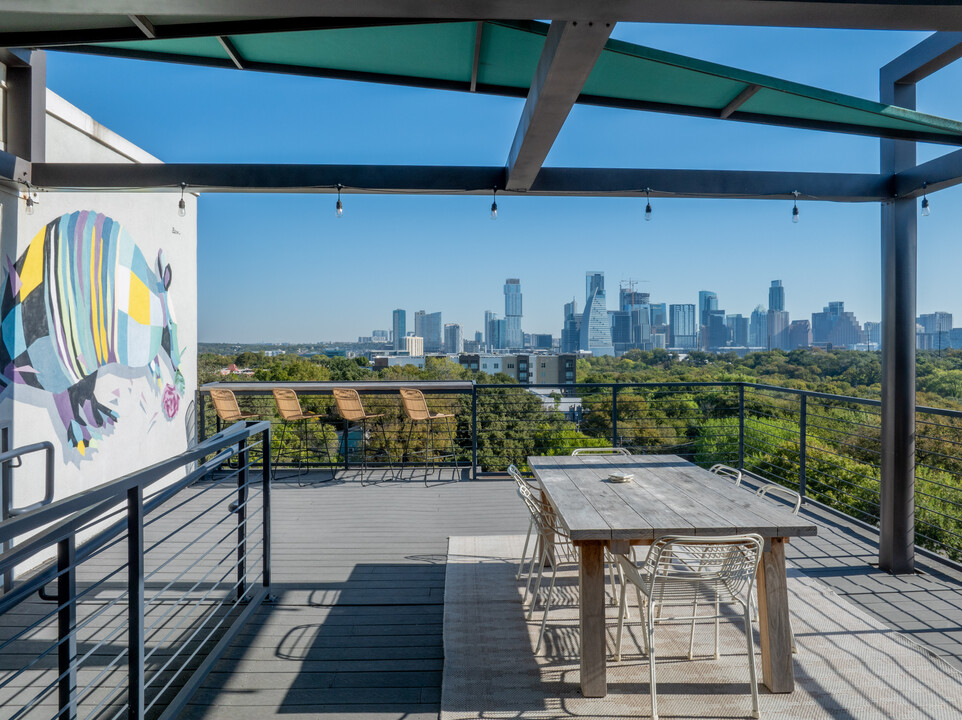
left=571, top=447, right=632, bottom=456
left=273, top=388, right=304, bottom=421
left=333, top=388, right=367, bottom=422
left=399, top=388, right=431, bottom=421
left=210, top=389, right=245, bottom=423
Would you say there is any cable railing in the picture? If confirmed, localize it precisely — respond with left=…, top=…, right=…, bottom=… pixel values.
left=0, top=420, right=271, bottom=720
left=201, top=380, right=962, bottom=561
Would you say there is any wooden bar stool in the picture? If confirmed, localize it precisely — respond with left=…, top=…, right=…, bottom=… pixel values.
left=209, top=388, right=259, bottom=470
left=272, top=388, right=336, bottom=483
left=332, top=388, right=396, bottom=484
left=399, top=388, right=458, bottom=485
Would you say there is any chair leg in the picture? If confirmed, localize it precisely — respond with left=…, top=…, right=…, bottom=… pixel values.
left=527, top=546, right=549, bottom=619
left=614, top=576, right=629, bottom=662
left=744, top=609, right=760, bottom=719
left=714, top=592, right=721, bottom=660
left=648, top=619, right=659, bottom=720
left=535, top=562, right=559, bottom=654
left=689, top=593, right=698, bottom=660
left=517, top=518, right=534, bottom=580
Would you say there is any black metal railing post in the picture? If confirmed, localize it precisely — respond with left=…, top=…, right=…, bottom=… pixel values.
left=237, top=438, right=249, bottom=602
left=611, top=386, right=619, bottom=448
left=197, top=391, right=206, bottom=444
left=261, top=428, right=272, bottom=593
left=799, top=394, right=808, bottom=499
left=738, top=384, right=745, bottom=470
left=471, top=386, right=478, bottom=480
left=57, top=536, right=77, bottom=720
left=127, top=486, right=145, bottom=720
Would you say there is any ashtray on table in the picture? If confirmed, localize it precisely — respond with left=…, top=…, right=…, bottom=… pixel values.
left=607, top=472, right=633, bottom=483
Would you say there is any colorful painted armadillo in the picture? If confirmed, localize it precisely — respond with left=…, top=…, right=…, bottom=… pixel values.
left=0, top=210, right=184, bottom=455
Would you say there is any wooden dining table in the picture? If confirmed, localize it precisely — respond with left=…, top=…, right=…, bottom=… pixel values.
left=527, top=453, right=818, bottom=698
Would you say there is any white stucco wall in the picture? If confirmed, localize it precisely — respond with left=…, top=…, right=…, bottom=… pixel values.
left=1, top=91, right=197, bottom=517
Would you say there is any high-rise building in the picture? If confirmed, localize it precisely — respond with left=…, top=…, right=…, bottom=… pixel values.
left=706, top=309, right=728, bottom=348
left=788, top=320, right=812, bottom=349
left=423, top=311, right=443, bottom=352
left=392, top=309, right=406, bottom=351
left=768, top=309, right=790, bottom=350
left=531, top=334, right=553, bottom=349
left=474, top=330, right=483, bottom=344
left=811, top=301, right=864, bottom=348
left=414, top=310, right=426, bottom=339
left=863, top=322, right=881, bottom=346
left=504, top=278, right=523, bottom=349
left=649, top=303, right=668, bottom=326
left=769, top=280, right=785, bottom=312
left=484, top=310, right=496, bottom=351
left=581, top=272, right=614, bottom=355
left=669, top=304, right=696, bottom=349
left=727, top=314, right=749, bottom=347
left=487, top=317, right=506, bottom=350
left=610, top=310, right=632, bottom=355
left=620, top=287, right=650, bottom=312
left=749, top=305, right=768, bottom=347
left=698, top=290, right=718, bottom=328
left=443, top=323, right=463, bottom=354
left=561, top=299, right=581, bottom=354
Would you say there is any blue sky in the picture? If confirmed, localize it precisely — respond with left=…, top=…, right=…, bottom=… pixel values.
left=44, top=23, right=962, bottom=343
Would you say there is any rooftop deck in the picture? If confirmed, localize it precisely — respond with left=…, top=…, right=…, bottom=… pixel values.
left=167, top=470, right=962, bottom=719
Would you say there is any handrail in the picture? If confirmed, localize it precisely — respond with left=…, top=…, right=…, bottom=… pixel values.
left=0, top=441, right=56, bottom=518
left=0, top=420, right=269, bottom=546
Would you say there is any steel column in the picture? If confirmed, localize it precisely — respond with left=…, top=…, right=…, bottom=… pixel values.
left=57, top=537, right=77, bottom=720
left=879, top=76, right=917, bottom=574
left=471, top=386, right=478, bottom=480
left=261, top=428, right=272, bottom=591
left=799, top=395, right=807, bottom=499
left=237, top=438, right=248, bottom=601
left=738, top=385, right=745, bottom=471
left=611, top=386, right=619, bottom=448
left=127, top=486, right=145, bottom=720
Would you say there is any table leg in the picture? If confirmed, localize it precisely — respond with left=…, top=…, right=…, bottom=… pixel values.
left=579, top=541, right=607, bottom=697
left=756, top=537, right=794, bottom=692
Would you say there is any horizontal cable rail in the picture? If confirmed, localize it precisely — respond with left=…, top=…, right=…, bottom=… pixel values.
left=202, top=380, right=962, bottom=561
left=0, top=420, right=271, bottom=720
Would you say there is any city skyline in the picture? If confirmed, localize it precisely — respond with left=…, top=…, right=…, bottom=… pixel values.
left=39, top=30, right=962, bottom=344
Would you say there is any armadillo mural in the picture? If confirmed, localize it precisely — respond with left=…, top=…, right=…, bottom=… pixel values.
left=0, top=210, right=185, bottom=457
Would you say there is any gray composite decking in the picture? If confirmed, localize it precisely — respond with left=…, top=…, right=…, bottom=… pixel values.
left=4, top=469, right=962, bottom=719
left=176, top=469, right=962, bottom=719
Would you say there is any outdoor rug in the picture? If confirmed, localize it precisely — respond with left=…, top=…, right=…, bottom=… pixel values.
left=442, top=535, right=962, bottom=719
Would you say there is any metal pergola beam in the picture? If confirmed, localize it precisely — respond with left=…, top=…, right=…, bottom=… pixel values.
left=506, top=19, right=613, bottom=191
left=894, top=147, right=962, bottom=198
left=4, top=50, right=46, bottom=163
left=880, top=31, right=962, bottom=85
left=5, top=1, right=962, bottom=31
left=28, top=162, right=888, bottom=201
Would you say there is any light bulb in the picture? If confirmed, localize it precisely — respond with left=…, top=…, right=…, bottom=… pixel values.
left=490, top=201, right=498, bottom=220
left=25, top=195, right=34, bottom=216
left=921, top=196, right=930, bottom=216
left=336, top=199, right=344, bottom=218
left=178, top=198, right=186, bottom=217
left=644, top=202, right=652, bottom=221
left=792, top=204, right=799, bottom=223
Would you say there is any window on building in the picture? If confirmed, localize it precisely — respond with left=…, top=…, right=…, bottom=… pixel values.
left=541, top=362, right=546, bottom=368
left=507, top=363, right=514, bottom=369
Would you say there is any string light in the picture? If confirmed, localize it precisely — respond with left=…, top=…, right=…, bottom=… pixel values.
left=921, top=181, right=930, bottom=216
left=792, top=190, right=800, bottom=223
left=335, top=184, right=343, bottom=218
left=644, top=188, right=652, bottom=221
left=178, top=182, right=187, bottom=217
left=490, top=188, right=498, bottom=220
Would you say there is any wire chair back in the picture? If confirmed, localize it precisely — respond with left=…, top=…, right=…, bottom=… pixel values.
left=399, top=388, right=432, bottom=421
left=333, top=388, right=368, bottom=421
left=709, top=463, right=743, bottom=486
left=625, top=534, right=763, bottom=608
left=272, top=388, right=306, bottom=421
left=210, top=388, right=246, bottom=423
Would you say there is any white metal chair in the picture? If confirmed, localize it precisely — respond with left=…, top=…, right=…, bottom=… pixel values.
left=514, top=477, right=578, bottom=653
left=571, top=447, right=632, bottom=456
left=508, top=464, right=543, bottom=581
left=709, top=463, right=743, bottom=485
left=614, top=534, right=764, bottom=720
